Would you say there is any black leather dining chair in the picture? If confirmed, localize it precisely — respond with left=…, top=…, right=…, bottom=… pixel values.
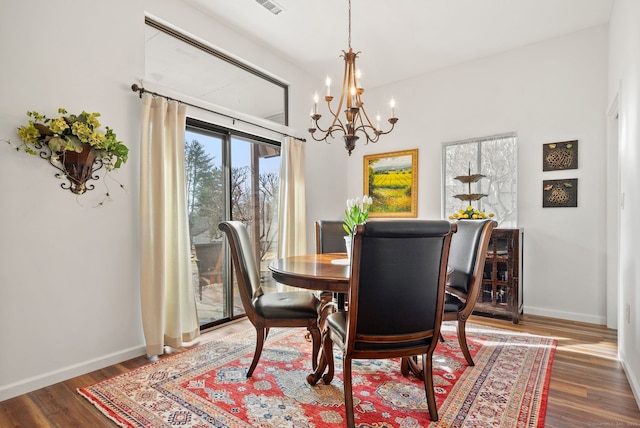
left=402, top=219, right=496, bottom=379
left=314, top=220, right=349, bottom=308
left=218, top=221, right=322, bottom=377
left=318, top=220, right=455, bottom=426
left=443, top=219, right=497, bottom=365
left=315, top=220, right=348, bottom=254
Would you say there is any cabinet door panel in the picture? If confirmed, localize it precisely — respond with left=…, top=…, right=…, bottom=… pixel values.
left=475, top=228, right=523, bottom=324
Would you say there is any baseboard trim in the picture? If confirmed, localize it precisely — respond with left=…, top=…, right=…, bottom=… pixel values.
left=0, top=345, right=146, bottom=402
left=524, top=305, right=607, bottom=325
left=620, top=351, right=640, bottom=411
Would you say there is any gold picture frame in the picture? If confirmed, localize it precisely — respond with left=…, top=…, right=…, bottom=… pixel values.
left=363, top=149, right=418, bottom=218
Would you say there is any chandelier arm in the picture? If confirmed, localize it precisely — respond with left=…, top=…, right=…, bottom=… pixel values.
left=311, top=118, right=349, bottom=142
left=359, top=104, right=397, bottom=136
left=354, top=106, right=382, bottom=142
left=340, top=50, right=353, bottom=112
left=373, top=120, right=397, bottom=136
left=310, top=50, right=351, bottom=142
left=357, top=106, right=378, bottom=129
left=323, top=95, right=346, bottom=131
left=313, top=95, right=347, bottom=133
left=311, top=99, right=347, bottom=140
left=310, top=125, right=347, bottom=143
left=359, top=125, right=382, bottom=144
left=309, top=132, right=333, bottom=143
left=352, top=112, right=381, bottom=144
left=311, top=121, right=333, bottom=135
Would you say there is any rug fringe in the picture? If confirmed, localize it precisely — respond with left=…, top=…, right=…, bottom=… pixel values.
left=77, top=387, right=131, bottom=428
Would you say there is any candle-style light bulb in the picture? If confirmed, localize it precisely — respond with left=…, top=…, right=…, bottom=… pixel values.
left=313, top=92, right=319, bottom=113
left=376, top=114, right=381, bottom=129
left=346, top=85, right=355, bottom=107
left=325, top=76, right=331, bottom=96
left=356, top=69, right=362, bottom=88
left=390, top=98, right=396, bottom=118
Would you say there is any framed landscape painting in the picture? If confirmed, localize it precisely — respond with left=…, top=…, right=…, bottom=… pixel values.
left=363, top=149, right=418, bottom=218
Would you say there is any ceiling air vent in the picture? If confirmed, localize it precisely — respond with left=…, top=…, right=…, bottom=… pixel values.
left=255, top=0, right=284, bottom=15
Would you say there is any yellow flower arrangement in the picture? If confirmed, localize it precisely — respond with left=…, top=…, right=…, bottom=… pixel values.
left=16, top=108, right=128, bottom=171
left=7, top=108, right=129, bottom=202
left=449, top=205, right=494, bottom=220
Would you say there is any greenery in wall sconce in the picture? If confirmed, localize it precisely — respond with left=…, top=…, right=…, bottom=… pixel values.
left=8, top=108, right=129, bottom=204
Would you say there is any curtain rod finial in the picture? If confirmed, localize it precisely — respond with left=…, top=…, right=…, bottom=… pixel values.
left=131, top=83, right=144, bottom=98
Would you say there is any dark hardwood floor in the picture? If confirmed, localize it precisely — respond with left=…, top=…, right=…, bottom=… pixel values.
left=1, top=314, right=639, bottom=427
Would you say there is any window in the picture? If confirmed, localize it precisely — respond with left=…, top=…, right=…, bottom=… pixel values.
left=145, top=18, right=288, bottom=126
left=442, top=133, right=518, bottom=227
left=186, top=119, right=281, bottom=330
left=144, top=18, right=288, bottom=330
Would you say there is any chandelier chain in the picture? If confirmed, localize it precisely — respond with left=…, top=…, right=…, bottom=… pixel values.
left=348, top=0, right=352, bottom=49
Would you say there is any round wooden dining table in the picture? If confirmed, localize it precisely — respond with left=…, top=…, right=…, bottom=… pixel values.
left=269, top=252, right=454, bottom=384
left=268, top=253, right=350, bottom=294
left=269, top=252, right=350, bottom=385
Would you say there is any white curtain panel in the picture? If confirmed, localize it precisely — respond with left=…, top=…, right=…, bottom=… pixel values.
left=140, top=94, right=199, bottom=357
left=276, top=137, right=307, bottom=292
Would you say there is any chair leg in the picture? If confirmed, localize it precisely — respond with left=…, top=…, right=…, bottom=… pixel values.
left=321, top=329, right=335, bottom=384
left=422, top=353, right=439, bottom=422
left=457, top=319, right=475, bottom=366
left=343, top=357, right=356, bottom=428
left=318, top=301, right=336, bottom=330
left=400, top=357, right=409, bottom=376
left=308, top=325, right=321, bottom=370
left=400, top=356, right=424, bottom=380
left=247, top=327, right=266, bottom=377
left=307, top=330, right=330, bottom=386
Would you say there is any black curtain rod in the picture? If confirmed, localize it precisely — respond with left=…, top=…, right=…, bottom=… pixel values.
left=130, top=84, right=306, bottom=142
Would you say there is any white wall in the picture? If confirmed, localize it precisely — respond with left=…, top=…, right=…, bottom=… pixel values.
left=344, top=26, right=609, bottom=324
left=608, top=0, right=640, bottom=406
left=0, top=0, right=145, bottom=401
left=0, top=0, right=333, bottom=401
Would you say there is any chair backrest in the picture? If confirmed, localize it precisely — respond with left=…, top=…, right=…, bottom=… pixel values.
left=347, top=220, right=454, bottom=352
left=447, top=219, right=497, bottom=296
left=218, top=221, right=260, bottom=315
left=315, top=220, right=348, bottom=253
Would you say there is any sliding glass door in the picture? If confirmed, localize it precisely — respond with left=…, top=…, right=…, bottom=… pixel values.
left=185, top=120, right=281, bottom=330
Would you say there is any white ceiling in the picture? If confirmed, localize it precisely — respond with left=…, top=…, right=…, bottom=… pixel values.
left=182, top=0, right=614, bottom=89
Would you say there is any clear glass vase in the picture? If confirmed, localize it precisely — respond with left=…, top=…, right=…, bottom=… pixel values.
left=344, top=235, right=352, bottom=263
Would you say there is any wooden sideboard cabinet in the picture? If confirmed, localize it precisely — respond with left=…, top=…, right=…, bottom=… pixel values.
left=474, top=228, right=523, bottom=324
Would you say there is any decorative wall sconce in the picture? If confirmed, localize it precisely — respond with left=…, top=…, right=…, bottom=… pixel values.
left=10, top=108, right=128, bottom=199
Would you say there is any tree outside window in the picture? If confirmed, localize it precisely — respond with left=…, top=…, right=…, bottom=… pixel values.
left=443, top=134, right=518, bottom=227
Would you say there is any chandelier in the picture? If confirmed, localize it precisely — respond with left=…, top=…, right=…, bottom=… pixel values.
left=308, top=0, right=398, bottom=156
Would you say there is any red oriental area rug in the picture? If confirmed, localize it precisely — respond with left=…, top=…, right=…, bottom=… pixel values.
left=78, top=322, right=555, bottom=427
